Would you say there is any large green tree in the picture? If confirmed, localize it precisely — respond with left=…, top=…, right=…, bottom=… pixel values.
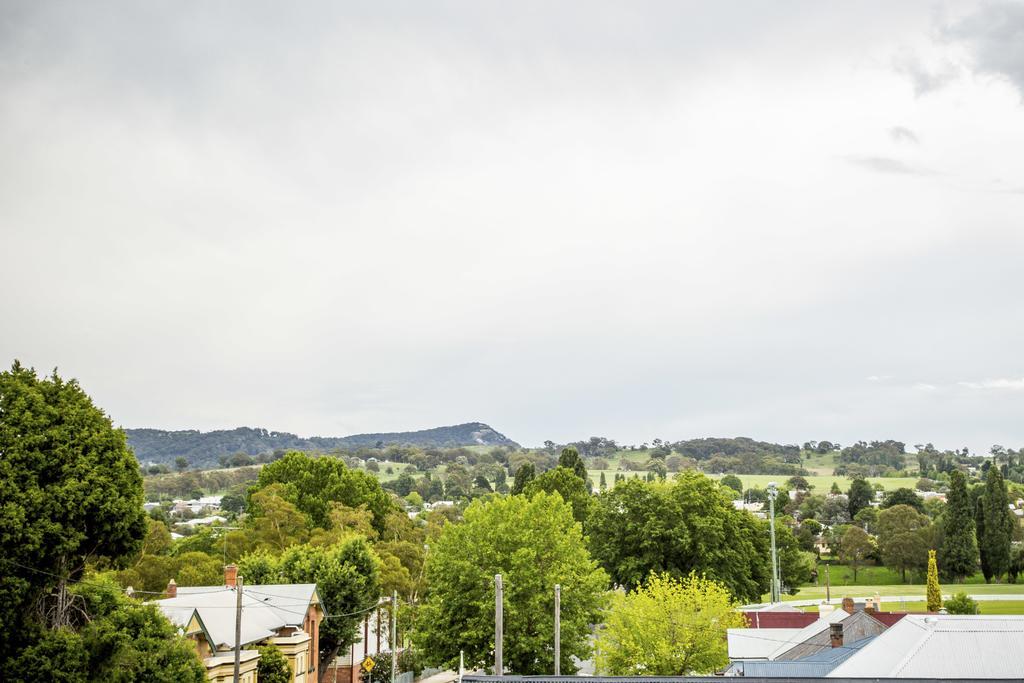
left=239, top=536, right=381, bottom=676
left=939, top=470, right=978, bottom=581
left=846, top=478, right=874, bottom=519
left=979, top=466, right=1014, bottom=582
left=876, top=504, right=931, bottom=582
left=523, top=466, right=593, bottom=526
left=836, top=525, right=873, bottom=582
left=413, top=493, right=607, bottom=674
left=558, top=446, right=589, bottom=482
left=510, top=462, right=535, bottom=495
left=248, top=451, right=396, bottom=532
left=587, top=474, right=772, bottom=603
left=594, top=573, right=745, bottom=675
left=0, top=362, right=147, bottom=660
left=880, top=488, right=925, bottom=513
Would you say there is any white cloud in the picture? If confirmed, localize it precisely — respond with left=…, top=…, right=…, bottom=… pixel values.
left=959, top=378, right=1024, bottom=390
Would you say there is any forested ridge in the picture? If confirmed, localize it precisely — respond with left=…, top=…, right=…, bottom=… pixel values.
left=127, top=422, right=518, bottom=468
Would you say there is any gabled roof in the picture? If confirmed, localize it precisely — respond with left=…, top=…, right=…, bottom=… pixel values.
left=776, top=610, right=889, bottom=660
left=154, top=584, right=323, bottom=650
left=732, top=636, right=875, bottom=677
left=828, top=615, right=1024, bottom=678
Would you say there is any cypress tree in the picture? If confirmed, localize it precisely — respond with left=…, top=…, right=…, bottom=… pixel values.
left=939, top=470, right=979, bottom=581
left=599, top=471, right=607, bottom=491
left=981, top=466, right=1013, bottom=581
left=976, top=495, right=992, bottom=582
left=511, top=462, right=536, bottom=495
left=926, top=549, right=942, bottom=612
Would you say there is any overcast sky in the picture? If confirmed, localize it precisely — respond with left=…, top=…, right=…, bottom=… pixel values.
left=2, top=1, right=1024, bottom=452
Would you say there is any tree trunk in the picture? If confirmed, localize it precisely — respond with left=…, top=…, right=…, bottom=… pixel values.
left=318, top=645, right=340, bottom=683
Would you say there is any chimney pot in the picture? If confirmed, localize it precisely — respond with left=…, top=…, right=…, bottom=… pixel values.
left=842, top=596, right=855, bottom=613
left=224, top=564, right=238, bottom=588
left=830, top=622, right=844, bottom=648
left=165, top=578, right=177, bottom=599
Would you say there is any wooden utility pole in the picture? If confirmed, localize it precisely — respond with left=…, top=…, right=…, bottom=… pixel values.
left=233, top=576, right=243, bottom=682
left=391, top=591, right=398, bottom=683
left=494, top=574, right=503, bottom=676
left=554, top=584, right=561, bottom=676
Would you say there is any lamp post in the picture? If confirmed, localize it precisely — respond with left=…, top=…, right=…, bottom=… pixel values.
left=767, top=482, right=780, bottom=603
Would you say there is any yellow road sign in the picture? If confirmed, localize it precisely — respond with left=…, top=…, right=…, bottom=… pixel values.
left=361, top=656, right=376, bottom=673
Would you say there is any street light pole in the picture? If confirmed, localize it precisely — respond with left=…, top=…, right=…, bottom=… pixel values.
left=767, top=482, right=779, bottom=603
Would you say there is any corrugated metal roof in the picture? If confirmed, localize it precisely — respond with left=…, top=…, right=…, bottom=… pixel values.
left=828, top=615, right=1024, bottom=678
left=727, top=628, right=804, bottom=660
left=154, top=583, right=320, bottom=650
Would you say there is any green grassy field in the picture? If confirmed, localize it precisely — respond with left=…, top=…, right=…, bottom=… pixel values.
left=714, top=473, right=918, bottom=492
left=797, top=599, right=1024, bottom=614
left=779, top=581, right=1024, bottom=602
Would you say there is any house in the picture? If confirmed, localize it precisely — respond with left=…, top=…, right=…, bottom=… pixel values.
left=176, top=515, right=228, bottom=529
left=153, top=565, right=326, bottom=683
left=828, top=615, right=1024, bottom=678
left=729, top=636, right=876, bottom=677
left=729, top=599, right=903, bottom=669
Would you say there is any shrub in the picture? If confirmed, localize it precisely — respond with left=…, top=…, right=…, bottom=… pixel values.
left=944, top=592, right=979, bottom=615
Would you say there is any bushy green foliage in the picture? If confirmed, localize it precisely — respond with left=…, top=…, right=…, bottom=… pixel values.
left=257, top=644, right=292, bottom=683
left=239, top=537, right=381, bottom=671
left=523, top=466, right=593, bottom=525
left=3, top=576, right=205, bottom=682
left=881, top=488, right=925, bottom=513
left=877, top=505, right=931, bottom=582
left=413, top=493, right=607, bottom=674
left=511, top=462, right=535, bottom=495
left=587, top=474, right=772, bottom=603
left=944, top=591, right=979, bottom=614
left=0, top=362, right=147, bottom=657
left=595, top=573, right=745, bottom=675
left=249, top=451, right=396, bottom=531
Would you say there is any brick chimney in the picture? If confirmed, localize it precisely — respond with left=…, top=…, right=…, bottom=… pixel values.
left=165, top=578, right=177, bottom=599
left=841, top=596, right=855, bottom=613
left=830, top=622, right=844, bottom=648
left=224, top=564, right=238, bottom=588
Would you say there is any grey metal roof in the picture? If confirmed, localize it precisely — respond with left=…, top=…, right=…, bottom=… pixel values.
left=154, top=583, right=320, bottom=650
left=730, top=637, right=875, bottom=677
left=828, top=615, right=1024, bottom=678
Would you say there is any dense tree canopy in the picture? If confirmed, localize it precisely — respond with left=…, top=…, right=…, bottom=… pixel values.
left=587, top=474, right=772, bottom=603
left=523, top=466, right=593, bottom=525
left=880, top=488, right=925, bottom=513
left=413, top=493, right=607, bottom=674
left=876, top=504, right=931, bottom=582
left=2, top=575, right=205, bottom=682
left=248, top=451, right=396, bottom=531
left=239, top=536, right=381, bottom=673
left=0, top=362, right=147, bottom=659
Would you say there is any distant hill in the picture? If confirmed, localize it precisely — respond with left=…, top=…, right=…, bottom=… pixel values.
left=126, top=422, right=518, bottom=469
